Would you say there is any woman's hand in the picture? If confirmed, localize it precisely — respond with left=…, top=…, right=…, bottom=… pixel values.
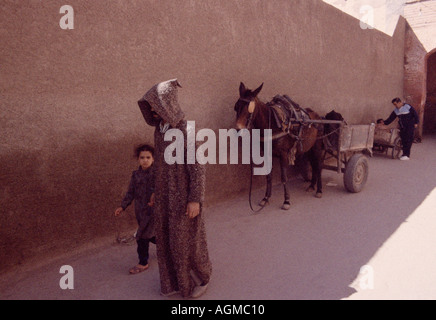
left=186, top=202, right=200, bottom=219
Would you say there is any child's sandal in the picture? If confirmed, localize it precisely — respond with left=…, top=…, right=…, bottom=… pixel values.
left=129, top=264, right=149, bottom=274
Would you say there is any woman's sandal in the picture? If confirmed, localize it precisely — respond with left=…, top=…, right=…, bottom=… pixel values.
left=129, top=264, right=149, bottom=274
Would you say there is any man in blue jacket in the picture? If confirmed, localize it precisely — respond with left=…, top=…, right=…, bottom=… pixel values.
left=379, top=97, right=419, bottom=160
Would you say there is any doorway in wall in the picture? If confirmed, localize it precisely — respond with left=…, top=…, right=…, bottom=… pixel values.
left=423, top=51, right=436, bottom=134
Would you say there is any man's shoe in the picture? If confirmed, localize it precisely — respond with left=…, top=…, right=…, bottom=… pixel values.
left=399, top=155, right=410, bottom=160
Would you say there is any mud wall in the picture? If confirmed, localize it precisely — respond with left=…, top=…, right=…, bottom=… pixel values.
left=0, top=0, right=405, bottom=271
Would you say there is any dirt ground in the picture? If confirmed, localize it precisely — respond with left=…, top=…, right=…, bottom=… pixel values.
left=1, top=135, right=436, bottom=300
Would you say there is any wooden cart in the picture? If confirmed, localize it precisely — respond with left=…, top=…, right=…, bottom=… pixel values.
left=317, top=121, right=375, bottom=193
left=373, top=127, right=402, bottom=159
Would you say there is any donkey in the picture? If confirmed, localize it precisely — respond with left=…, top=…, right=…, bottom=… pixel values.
left=234, top=82, right=325, bottom=210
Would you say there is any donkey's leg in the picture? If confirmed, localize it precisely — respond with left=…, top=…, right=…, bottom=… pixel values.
left=314, top=149, right=323, bottom=198
left=280, top=153, right=291, bottom=210
left=306, top=150, right=317, bottom=193
left=307, top=148, right=323, bottom=198
left=312, top=160, right=322, bottom=198
left=259, top=167, right=272, bottom=207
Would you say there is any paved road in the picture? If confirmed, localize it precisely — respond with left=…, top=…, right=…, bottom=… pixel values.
left=1, top=136, right=435, bottom=300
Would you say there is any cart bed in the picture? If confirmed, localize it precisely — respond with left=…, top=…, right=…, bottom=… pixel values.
left=340, top=124, right=375, bottom=154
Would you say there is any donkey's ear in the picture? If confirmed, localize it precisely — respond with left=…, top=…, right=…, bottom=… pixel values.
left=239, top=82, right=246, bottom=96
left=252, top=83, right=264, bottom=97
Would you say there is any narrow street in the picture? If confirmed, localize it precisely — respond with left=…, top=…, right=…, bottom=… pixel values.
left=1, top=136, right=435, bottom=300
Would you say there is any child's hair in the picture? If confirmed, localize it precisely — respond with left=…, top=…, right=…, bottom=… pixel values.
left=376, top=119, right=384, bottom=124
left=134, top=144, right=154, bottom=158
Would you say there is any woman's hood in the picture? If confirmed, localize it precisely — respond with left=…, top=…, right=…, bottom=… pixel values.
left=138, top=79, right=185, bottom=128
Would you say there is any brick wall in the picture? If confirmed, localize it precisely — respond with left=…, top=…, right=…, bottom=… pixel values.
left=404, top=22, right=427, bottom=139
left=424, top=51, right=436, bottom=133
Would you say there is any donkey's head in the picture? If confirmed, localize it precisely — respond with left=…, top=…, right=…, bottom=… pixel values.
left=234, top=82, right=263, bottom=130
left=325, top=110, right=344, bottom=122
left=324, top=109, right=344, bottom=148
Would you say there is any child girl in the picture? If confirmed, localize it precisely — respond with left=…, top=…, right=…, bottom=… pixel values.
left=115, top=144, right=156, bottom=274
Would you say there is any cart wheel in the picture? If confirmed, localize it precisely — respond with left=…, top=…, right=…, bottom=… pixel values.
left=343, top=154, right=369, bottom=193
left=392, top=137, right=402, bottom=159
